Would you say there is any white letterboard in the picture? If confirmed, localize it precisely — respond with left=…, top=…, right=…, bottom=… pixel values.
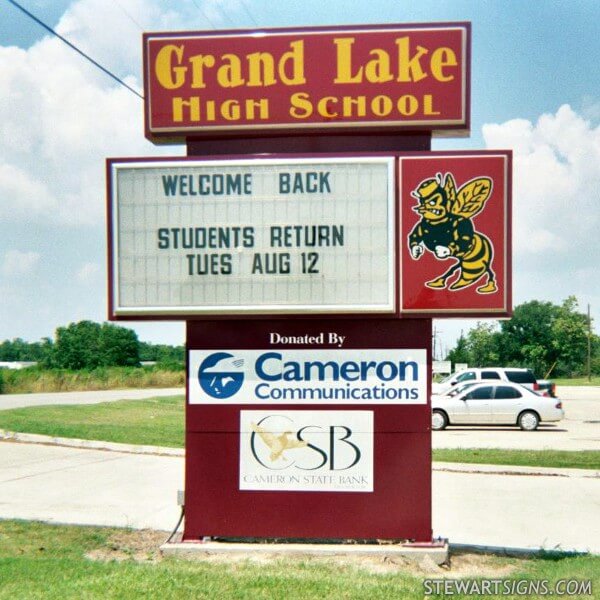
left=109, top=157, right=395, bottom=316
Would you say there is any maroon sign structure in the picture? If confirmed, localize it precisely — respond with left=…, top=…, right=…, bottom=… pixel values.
left=184, top=318, right=432, bottom=541
left=106, top=20, right=511, bottom=549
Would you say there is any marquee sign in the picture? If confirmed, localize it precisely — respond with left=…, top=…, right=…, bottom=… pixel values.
left=107, top=156, right=395, bottom=317
left=143, top=23, right=470, bottom=142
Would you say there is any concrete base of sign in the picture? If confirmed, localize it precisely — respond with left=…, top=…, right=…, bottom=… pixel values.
left=160, top=538, right=449, bottom=566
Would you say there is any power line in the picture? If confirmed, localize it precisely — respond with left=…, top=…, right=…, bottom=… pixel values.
left=113, top=0, right=145, bottom=32
left=239, top=0, right=259, bottom=27
left=189, top=0, right=218, bottom=29
left=5, top=0, right=144, bottom=99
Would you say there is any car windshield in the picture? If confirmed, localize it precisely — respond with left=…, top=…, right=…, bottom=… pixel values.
left=437, top=373, right=456, bottom=384
left=447, top=382, right=477, bottom=397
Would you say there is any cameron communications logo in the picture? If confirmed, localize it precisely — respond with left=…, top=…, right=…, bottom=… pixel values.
left=198, top=352, right=245, bottom=399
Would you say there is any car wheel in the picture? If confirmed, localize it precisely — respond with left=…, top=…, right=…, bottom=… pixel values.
left=518, top=410, right=539, bottom=431
left=432, top=410, right=448, bottom=431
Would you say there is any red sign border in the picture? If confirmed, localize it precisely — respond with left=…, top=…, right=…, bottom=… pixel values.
left=143, top=22, right=471, bottom=143
left=398, top=150, right=512, bottom=318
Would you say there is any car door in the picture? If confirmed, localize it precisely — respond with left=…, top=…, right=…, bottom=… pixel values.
left=460, top=385, right=494, bottom=424
left=490, top=385, right=524, bottom=424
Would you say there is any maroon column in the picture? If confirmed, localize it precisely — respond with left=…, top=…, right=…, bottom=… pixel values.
left=184, top=318, right=432, bottom=542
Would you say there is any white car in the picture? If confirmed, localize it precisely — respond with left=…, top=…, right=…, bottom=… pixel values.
left=431, top=381, right=564, bottom=431
left=432, top=367, right=540, bottom=395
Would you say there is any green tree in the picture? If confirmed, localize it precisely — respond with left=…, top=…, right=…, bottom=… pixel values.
left=99, top=323, right=140, bottom=368
left=447, top=297, right=597, bottom=377
left=0, top=337, right=54, bottom=363
left=446, top=332, right=470, bottom=365
left=139, top=342, right=184, bottom=365
left=52, top=321, right=140, bottom=370
left=550, top=296, right=590, bottom=377
left=498, top=300, right=560, bottom=376
left=463, top=322, right=501, bottom=366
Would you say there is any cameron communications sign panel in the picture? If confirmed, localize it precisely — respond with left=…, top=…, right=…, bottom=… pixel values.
left=188, top=348, right=427, bottom=405
left=108, top=156, right=395, bottom=317
left=144, top=23, right=470, bottom=141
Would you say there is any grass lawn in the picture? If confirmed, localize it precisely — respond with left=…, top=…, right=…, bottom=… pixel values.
left=0, top=520, right=597, bottom=600
left=0, top=396, right=185, bottom=448
left=0, top=396, right=598, bottom=469
left=433, top=448, right=600, bottom=470
left=554, top=376, right=600, bottom=386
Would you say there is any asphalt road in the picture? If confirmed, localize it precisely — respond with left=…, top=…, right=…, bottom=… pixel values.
left=0, top=388, right=184, bottom=411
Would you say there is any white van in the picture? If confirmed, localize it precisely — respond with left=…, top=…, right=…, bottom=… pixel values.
left=432, top=367, right=540, bottom=395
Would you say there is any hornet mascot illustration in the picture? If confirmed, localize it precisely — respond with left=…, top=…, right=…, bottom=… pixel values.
left=408, top=172, right=497, bottom=294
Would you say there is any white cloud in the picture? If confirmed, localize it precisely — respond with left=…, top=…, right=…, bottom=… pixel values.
left=76, top=261, right=100, bottom=282
left=0, top=0, right=254, bottom=229
left=483, top=105, right=600, bottom=267
left=0, top=163, right=59, bottom=220
left=0, top=1, right=194, bottom=228
left=2, top=250, right=41, bottom=277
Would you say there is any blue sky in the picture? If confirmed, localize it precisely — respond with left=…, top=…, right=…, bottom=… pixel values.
left=1, top=0, right=599, bottom=355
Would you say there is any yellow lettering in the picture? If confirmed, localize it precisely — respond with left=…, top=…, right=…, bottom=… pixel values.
left=395, top=37, right=428, bottom=82
left=372, top=95, right=393, bottom=116
left=365, top=49, right=393, bottom=83
left=247, top=52, right=276, bottom=87
left=333, top=38, right=363, bottom=83
left=423, top=94, right=441, bottom=115
left=397, top=95, right=419, bottom=116
left=155, top=44, right=186, bottom=89
left=317, top=96, right=338, bottom=118
left=288, top=92, right=445, bottom=121
left=172, top=97, right=200, bottom=122
left=221, top=99, right=240, bottom=120
left=245, top=98, right=270, bottom=119
left=206, top=100, right=216, bottom=121
left=278, top=40, right=306, bottom=85
left=342, top=95, right=366, bottom=117
left=289, top=92, right=313, bottom=118
left=189, top=54, right=215, bottom=88
left=217, top=54, right=245, bottom=88
left=431, top=47, right=457, bottom=82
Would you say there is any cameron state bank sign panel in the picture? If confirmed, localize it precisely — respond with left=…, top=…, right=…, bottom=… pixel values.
left=107, top=156, right=395, bottom=317
left=143, top=23, right=469, bottom=140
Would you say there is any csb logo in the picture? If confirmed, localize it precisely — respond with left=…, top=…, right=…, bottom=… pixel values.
left=240, top=410, right=374, bottom=492
left=198, top=352, right=245, bottom=399
left=250, top=414, right=362, bottom=471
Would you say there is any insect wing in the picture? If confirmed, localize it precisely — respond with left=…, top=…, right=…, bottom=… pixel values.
left=443, top=173, right=458, bottom=208
left=452, top=177, right=493, bottom=218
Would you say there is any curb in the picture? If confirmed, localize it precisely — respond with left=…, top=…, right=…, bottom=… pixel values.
left=2, top=430, right=598, bottom=478
left=0, top=429, right=184, bottom=457
left=160, top=539, right=450, bottom=565
left=433, top=461, right=599, bottom=479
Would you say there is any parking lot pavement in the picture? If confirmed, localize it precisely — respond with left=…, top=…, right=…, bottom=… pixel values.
left=1, top=439, right=598, bottom=553
left=0, top=441, right=183, bottom=531
left=433, top=465, right=600, bottom=553
left=433, top=387, right=600, bottom=451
